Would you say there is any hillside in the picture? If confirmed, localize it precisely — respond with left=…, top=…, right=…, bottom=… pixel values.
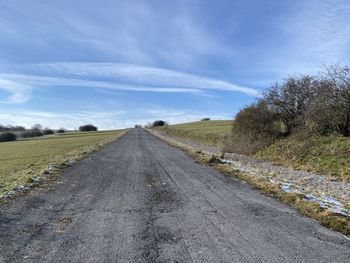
left=155, top=120, right=350, bottom=183
left=155, top=120, right=232, bottom=146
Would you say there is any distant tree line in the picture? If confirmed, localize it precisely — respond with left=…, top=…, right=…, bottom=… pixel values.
left=0, top=123, right=99, bottom=143
left=230, top=64, right=350, bottom=153
left=0, top=124, right=64, bottom=142
left=0, top=125, right=25, bottom=132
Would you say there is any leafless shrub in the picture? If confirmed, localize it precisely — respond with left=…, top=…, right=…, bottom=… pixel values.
left=43, top=128, right=54, bottom=135
left=302, top=65, right=350, bottom=136
left=0, top=132, right=17, bottom=142
left=323, top=65, right=350, bottom=136
left=229, top=65, right=350, bottom=154
left=229, top=101, right=280, bottom=154
left=79, top=124, right=98, bottom=132
left=21, top=129, right=43, bottom=138
left=152, top=120, right=167, bottom=127
left=264, top=75, right=317, bottom=135
left=57, top=128, right=66, bottom=133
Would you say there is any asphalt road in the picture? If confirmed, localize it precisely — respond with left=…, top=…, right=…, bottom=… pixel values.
left=1, top=129, right=350, bottom=262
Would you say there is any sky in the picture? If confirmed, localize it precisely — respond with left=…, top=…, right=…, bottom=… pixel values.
left=0, top=0, right=349, bottom=130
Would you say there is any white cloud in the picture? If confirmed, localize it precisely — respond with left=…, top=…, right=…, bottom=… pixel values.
left=42, top=62, right=256, bottom=94
left=0, top=1, right=237, bottom=68
left=0, top=79, right=31, bottom=103
left=269, top=0, right=350, bottom=75
left=0, top=74, right=203, bottom=94
left=0, top=62, right=258, bottom=102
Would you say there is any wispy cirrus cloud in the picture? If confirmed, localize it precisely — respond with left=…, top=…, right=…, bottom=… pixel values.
left=32, top=62, right=258, bottom=94
left=264, top=0, right=350, bottom=76
left=0, top=74, right=202, bottom=94
left=0, top=79, right=31, bottom=103
left=0, top=62, right=258, bottom=103
left=0, top=1, right=235, bottom=68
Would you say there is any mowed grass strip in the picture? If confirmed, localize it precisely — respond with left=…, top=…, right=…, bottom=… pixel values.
left=155, top=120, right=232, bottom=146
left=0, top=130, right=125, bottom=195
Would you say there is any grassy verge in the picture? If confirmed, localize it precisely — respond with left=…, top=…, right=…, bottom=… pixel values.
left=153, top=132, right=350, bottom=236
left=0, top=130, right=126, bottom=195
left=215, top=162, right=350, bottom=236
left=155, top=120, right=232, bottom=146
left=255, top=135, right=350, bottom=183
left=156, top=120, right=350, bottom=183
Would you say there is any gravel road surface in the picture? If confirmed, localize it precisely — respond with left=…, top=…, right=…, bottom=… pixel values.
left=1, top=129, right=349, bottom=262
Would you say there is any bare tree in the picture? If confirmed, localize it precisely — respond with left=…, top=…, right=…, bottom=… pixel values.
left=152, top=120, right=167, bottom=127
left=230, top=100, right=280, bottom=153
left=32, top=124, right=43, bottom=130
left=264, top=75, right=317, bottom=135
left=324, top=65, right=350, bottom=136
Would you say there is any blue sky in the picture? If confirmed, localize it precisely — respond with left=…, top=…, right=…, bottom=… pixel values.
left=0, top=0, right=349, bottom=129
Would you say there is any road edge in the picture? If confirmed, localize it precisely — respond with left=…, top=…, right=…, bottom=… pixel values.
left=147, top=128, right=350, bottom=238
left=0, top=129, right=130, bottom=205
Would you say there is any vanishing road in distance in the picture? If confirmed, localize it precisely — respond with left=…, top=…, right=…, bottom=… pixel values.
left=1, top=129, right=350, bottom=262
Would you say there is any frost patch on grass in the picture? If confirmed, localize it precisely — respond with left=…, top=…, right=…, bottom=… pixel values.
left=66, top=160, right=76, bottom=166
left=46, top=163, right=60, bottom=174
left=1, top=160, right=80, bottom=201
left=304, top=194, right=349, bottom=216
left=277, top=181, right=348, bottom=216
left=29, top=176, right=44, bottom=183
left=231, top=161, right=349, bottom=216
left=280, top=183, right=296, bottom=193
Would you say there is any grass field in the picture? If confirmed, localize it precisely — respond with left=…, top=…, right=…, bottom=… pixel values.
left=155, top=120, right=232, bottom=146
left=0, top=130, right=125, bottom=195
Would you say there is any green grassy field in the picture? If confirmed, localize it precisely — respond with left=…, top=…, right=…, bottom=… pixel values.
left=0, top=130, right=125, bottom=195
left=155, top=120, right=232, bottom=146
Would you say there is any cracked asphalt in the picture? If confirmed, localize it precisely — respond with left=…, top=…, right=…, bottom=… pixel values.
left=1, top=128, right=350, bottom=262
